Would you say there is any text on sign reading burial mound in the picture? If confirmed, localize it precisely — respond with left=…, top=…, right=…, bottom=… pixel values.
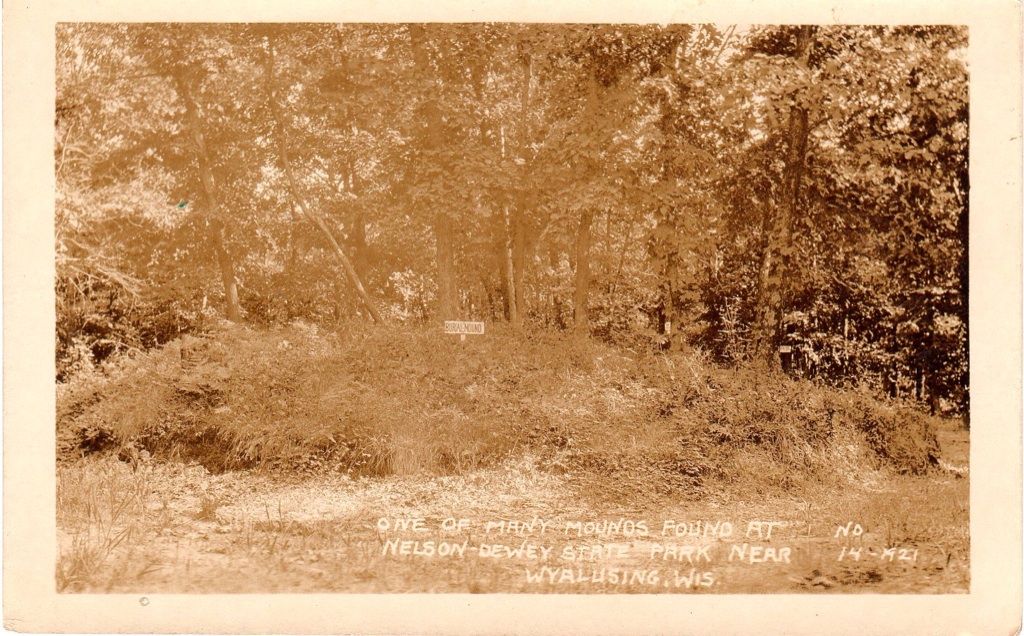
left=443, top=321, right=485, bottom=335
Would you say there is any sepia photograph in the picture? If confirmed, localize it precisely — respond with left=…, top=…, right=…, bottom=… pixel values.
left=49, top=20, right=977, bottom=596
left=3, top=0, right=1021, bottom=630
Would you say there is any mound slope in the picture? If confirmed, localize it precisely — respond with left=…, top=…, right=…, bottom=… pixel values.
left=57, top=322, right=940, bottom=493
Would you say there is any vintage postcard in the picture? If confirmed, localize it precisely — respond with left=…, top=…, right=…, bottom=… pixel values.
left=4, top=0, right=1021, bottom=633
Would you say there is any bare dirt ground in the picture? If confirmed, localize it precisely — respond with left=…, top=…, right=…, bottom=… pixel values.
left=57, top=420, right=968, bottom=594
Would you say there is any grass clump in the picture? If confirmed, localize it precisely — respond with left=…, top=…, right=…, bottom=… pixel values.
left=57, top=321, right=942, bottom=490
left=56, top=457, right=158, bottom=591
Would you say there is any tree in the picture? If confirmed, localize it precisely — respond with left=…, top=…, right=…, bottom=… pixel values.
left=171, top=67, right=244, bottom=323
left=56, top=23, right=968, bottom=414
left=408, top=24, right=460, bottom=322
left=262, top=33, right=384, bottom=324
left=749, top=25, right=817, bottom=365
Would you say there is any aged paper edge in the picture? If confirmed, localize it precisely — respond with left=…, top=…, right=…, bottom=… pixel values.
left=4, top=0, right=1021, bottom=633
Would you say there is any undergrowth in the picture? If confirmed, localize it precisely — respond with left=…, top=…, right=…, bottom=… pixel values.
left=57, top=321, right=941, bottom=491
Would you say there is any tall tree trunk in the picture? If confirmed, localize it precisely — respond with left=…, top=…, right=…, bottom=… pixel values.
left=510, top=41, right=532, bottom=331
left=347, top=162, right=369, bottom=279
left=571, top=72, right=604, bottom=337
left=351, top=208, right=368, bottom=279
left=511, top=211, right=526, bottom=329
left=503, top=205, right=519, bottom=325
left=470, top=54, right=509, bottom=324
left=956, top=145, right=969, bottom=427
left=212, top=234, right=242, bottom=322
left=573, top=209, right=594, bottom=334
left=334, top=35, right=371, bottom=284
left=434, top=213, right=458, bottom=321
left=751, top=25, right=816, bottom=365
left=264, top=40, right=384, bottom=324
left=497, top=124, right=519, bottom=327
left=662, top=270, right=676, bottom=347
left=409, top=24, right=459, bottom=323
left=493, top=209, right=512, bottom=320
left=648, top=34, right=689, bottom=350
left=172, top=72, right=243, bottom=323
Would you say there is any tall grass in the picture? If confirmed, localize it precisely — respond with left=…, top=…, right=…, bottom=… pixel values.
left=56, top=458, right=164, bottom=591
left=57, top=321, right=940, bottom=487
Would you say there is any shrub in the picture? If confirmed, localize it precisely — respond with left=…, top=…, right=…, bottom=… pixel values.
left=57, top=321, right=943, bottom=489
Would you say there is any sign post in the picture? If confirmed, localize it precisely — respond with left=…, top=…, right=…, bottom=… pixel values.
left=779, top=344, right=793, bottom=373
left=444, top=321, right=485, bottom=343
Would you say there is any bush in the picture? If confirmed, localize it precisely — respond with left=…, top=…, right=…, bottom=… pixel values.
left=57, top=321, right=943, bottom=489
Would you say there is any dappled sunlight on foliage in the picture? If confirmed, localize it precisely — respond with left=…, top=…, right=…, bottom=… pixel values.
left=56, top=24, right=966, bottom=416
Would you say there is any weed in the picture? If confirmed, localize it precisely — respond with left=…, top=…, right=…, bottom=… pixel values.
left=194, top=494, right=222, bottom=522
left=56, top=459, right=150, bottom=591
left=57, top=322, right=943, bottom=490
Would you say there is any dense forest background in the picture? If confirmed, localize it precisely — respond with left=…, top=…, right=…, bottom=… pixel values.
left=55, top=23, right=968, bottom=414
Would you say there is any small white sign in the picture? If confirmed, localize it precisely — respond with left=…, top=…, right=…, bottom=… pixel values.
left=444, top=321, right=485, bottom=335
left=778, top=345, right=793, bottom=353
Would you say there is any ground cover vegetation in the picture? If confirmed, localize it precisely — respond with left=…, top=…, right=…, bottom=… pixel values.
left=55, top=24, right=969, bottom=593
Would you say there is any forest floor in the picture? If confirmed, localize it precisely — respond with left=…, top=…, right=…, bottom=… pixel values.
left=57, top=418, right=968, bottom=594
